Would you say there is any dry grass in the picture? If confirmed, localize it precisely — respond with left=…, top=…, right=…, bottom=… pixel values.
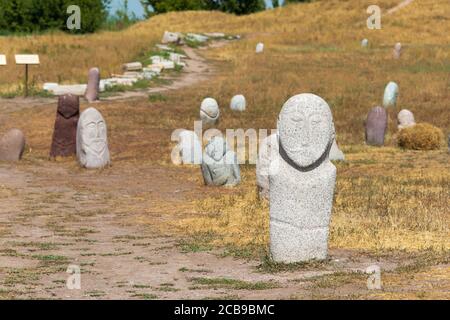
left=1, top=0, right=449, bottom=263
left=398, top=123, right=444, bottom=150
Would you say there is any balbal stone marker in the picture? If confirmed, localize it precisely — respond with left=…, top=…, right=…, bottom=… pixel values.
left=85, top=68, right=100, bottom=103
left=397, top=109, right=416, bottom=130
left=201, top=136, right=240, bottom=187
left=393, top=42, right=402, bottom=59
left=365, top=106, right=388, bottom=146
left=230, top=95, right=246, bottom=112
left=361, top=39, right=369, bottom=47
left=256, top=133, right=279, bottom=200
left=383, top=81, right=399, bottom=108
left=0, top=129, right=26, bottom=162
left=270, top=94, right=337, bottom=263
left=256, top=43, right=264, bottom=53
left=177, top=130, right=202, bottom=165
left=50, top=94, right=80, bottom=158
left=77, top=107, right=110, bottom=169
left=200, top=98, right=220, bottom=126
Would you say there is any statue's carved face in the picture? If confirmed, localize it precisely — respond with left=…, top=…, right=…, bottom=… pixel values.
left=278, top=94, right=334, bottom=168
left=80, top=110, right=107, bottom=158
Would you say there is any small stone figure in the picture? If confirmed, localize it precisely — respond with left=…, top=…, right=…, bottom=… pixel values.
left=365, top=106, right=388, bottom=146
left=201, top=136, right=240, bottom=187
left=84, top=67, right=100, bottom=103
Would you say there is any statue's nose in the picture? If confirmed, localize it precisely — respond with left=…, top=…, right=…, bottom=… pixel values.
left=301, top=123, right=310, bottom=147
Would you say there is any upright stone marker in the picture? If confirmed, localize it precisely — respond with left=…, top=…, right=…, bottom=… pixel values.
left=397, top=109, right=416, bottom=130
left=0, top=129, right=26, bottom=162
left=50, top=94, right=80, bottom=158
left=0, top=55, right=6, bottom=66
left=177, top=130, right=202, bottom=165
left=77, top=107, right=110, bottom=169
left=200, top=98, right=220, bottom=126
left=201, top=136, right=240, bottom=187
left=84, top=68, right=100, bottom=103
left=365, top=106, right=388, bottom=146
left=256, top=43, right=264, bottom=53
left=361, top=39, right=369, bottom=47
left=270, top=94, right=337, bottom=263
left=383, top=81, right=399, bottom=108
left=256, top=133, right=279, bottom=200
left=230, top=95, right=246, bottom=112
left=329, top=139, right=345, bottom=161
left=393, top=42, right=402, bottom=59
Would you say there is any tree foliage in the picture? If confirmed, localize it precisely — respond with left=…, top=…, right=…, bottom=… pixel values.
left=141, top=0, right=266, bottom=17
left=0, top=0, right=110, bottom=34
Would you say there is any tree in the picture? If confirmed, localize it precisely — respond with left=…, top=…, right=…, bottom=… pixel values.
left=0, top=0, right=111, bottom=34
left=140, top=0, right=265, bottom=17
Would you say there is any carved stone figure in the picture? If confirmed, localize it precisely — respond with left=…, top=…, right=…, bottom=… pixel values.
left=0, top=129, right=26, bottom=162
left=84, top=67, right=100, bottom=103
left=200, top=98, right=220, bottom=126
left=256, top=133, right=279, bottom=200
left=397, top=109, right=416, bottom=130
left=230, top=95, right=246, bottom=112
left=201, top=136, right=240, bottom=187
left=76, top=107, right=110, bottom=169
left=383, top=81, right=399, bottom=108
left=270, top=93, right=337, bottom=263
left=50, top=94, right=80, bottom=158
left=365, top=106, right=388, bottom=146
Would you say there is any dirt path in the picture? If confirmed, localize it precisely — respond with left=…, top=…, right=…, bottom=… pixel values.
left=0, top=163, right=415, bottom=299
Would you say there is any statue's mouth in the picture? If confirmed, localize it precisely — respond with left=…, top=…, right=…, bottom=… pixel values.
left=85, top=139, right=106, bottom=154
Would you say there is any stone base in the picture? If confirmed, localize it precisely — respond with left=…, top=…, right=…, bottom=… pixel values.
left=270, top=221, right=329, bottom=263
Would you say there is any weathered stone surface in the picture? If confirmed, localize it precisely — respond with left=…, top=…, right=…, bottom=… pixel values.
left=50, top=94, right=80, bottom=158
left=201, top=136, right=240, bottom=187
left=365, top=106, right=388, bottom=146
left=329, top=139, right=345, bottom=161
left=230, top=95, right=246, bottom=112
left=361, top=39, right=369, bottom=47
left=76, top=107, right=110, bottom=169
left=397, top=109, right=416, bottom=130
left=256, top=43, right=264, bottom=53
left=84, top=67, right=100, bottom=103
left=49, top=84, right=87, bottom=96
left=177, top=130, right=202, bottom=165
left=122, top=62, right=142, bottom=72
left=162, top=31, right=181, bottom=44
left=270, top=93, right=337, bottom=263
left=256, top=133, right=279, bottom=200
left=200, top=98, right=220, bottom=126
left=383, top=81, right=399, bottom=108
left=0, top=129, right=26, bottom=162
left=186, top=33, right=209, bottom=43
left=393, top=42, right=402, bottom=59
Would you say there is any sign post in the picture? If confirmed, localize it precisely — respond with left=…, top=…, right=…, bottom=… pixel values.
left=15, top=54, right=40, bottom=97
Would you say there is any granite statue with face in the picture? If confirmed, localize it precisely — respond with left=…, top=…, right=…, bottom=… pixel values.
left=76, top=107, right=110, bottom=169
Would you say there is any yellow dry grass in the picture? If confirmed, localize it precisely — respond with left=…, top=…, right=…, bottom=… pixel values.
left=1, top=0, right=449, bottom=260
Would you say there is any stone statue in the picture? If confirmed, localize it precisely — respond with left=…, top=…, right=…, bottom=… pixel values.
left=177, top=130, right=202, bottom=165
left=200, top=98, right=220, bottom=126
left=393, top=42, right=402, bottom=59
left=230, top=95, right=246, bottom=112
left=0, top=129, right=26, bottom=162
left=76, top=107, right=110, bottom=169
left=84, top=67, right=100, bottom=103
left=256, top=133, right=279, bottom=200
left=270, top=93, right=337, bottom=263
left=365, top=106, right=388, bottom=146
left=201, top=136, right=240, bottom=187
left=50, top=94, right=80, bottom=158
left=397, top=109, right=416, bottom=130
left=383, top=81, right=399, bottom=108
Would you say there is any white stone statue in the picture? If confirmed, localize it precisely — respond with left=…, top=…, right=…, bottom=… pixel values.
left=270, top=93, right=337, bottom=263
left=76, top=107, right=110, bottom=169
left=201, top=136, right=240, bottom=187
left=230, top=95, right=246, bottom=112
left=256, top=43, right=264, bottom=53
left=200, top=98, right=220, bottom=126
left=256, top=133, right=279, bottom=200
left=397, top=109, right=416, bottom=130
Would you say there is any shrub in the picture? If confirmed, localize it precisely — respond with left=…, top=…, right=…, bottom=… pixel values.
left=398, top=123, right=444, bottom=150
